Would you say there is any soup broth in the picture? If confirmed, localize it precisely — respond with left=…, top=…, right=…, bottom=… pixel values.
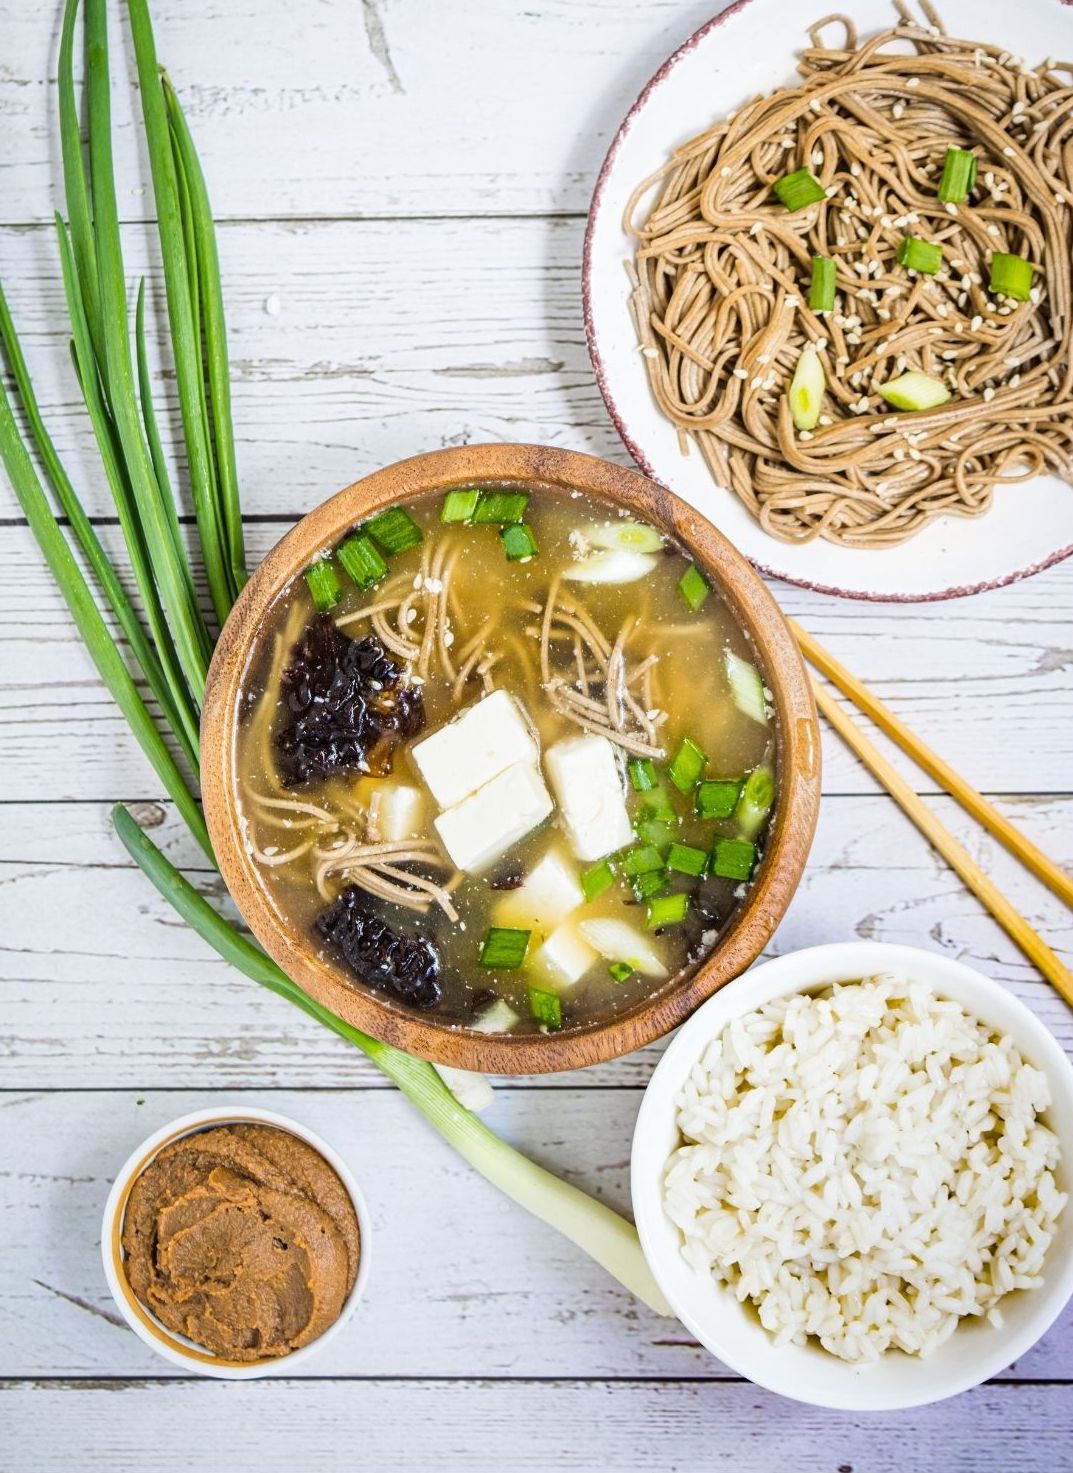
left=234, top=483, right=777, bottom=1036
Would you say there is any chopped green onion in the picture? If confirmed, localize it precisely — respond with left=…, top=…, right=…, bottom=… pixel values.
left=989, top=252, right=1034, bottom=302
left=937, top=147, right=977, bottom=204
left=528, top=985, right=562, bottom=1029
left=479, top=927, right=531, bottom=970
left=788, top=342, right=825, bottom=431
left=773, top=167, right=826, bottom=212
left=337, top=534, right=388, bottom=591
left=629, top=758, right=659, bottom=792
left=736, top=766, right=775, bottom=840
left=677, top=563, right=711, bottom=612
left=305, top=558, right=342, bottom=611
left=500, top=523, right=539, bottom=561
left=581, top=859, right=616, bottom=902
left=620, top=844, right=665, bottom=877
left=668, top=737, right=706, bottom=793
left=711, top=837, right=758, bottom=881
left=441, top=488, right=481, bottom=524
left=587, top=520, right=663, bottom=553
left=725, top=649, right=768, bottom=726
left=808, top=256, right=837, bottom=313
left=896, top=236, right=943, bottom=275
left=608, top=962, right=634, bottom=984
left=875, top=370, right=951, bottom=411
left=635, top=817, right=674, bottom=852
left=641, top=784, right=677, bottom=823
left=696, top=778, right=743, bottom=821
left=472, top=490, right=529, bottom=524
left=365, top=506, right=423, bottom=554
left=632, top=869, right=668, bottom=901
left=646, top=892, right=689, bottom=929
left=666, top=842, right=707, bottom=877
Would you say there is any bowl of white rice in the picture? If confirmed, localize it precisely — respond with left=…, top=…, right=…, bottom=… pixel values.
left=631, top=942, right=1073, bottom=1410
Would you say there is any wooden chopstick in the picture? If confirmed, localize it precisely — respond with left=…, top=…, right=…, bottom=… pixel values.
left=792, top=618, right=1073, bottom=913
left=807, top=675, right=1073, bottom=1009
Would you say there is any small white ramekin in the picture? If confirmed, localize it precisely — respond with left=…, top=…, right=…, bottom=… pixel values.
left=631, top=942, right=1073, bottom=1411
left=101, top=1105, right=371, bottom=1378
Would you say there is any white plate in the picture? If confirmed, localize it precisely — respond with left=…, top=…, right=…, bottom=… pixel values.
left=584, top=0, right=1073, bottom=601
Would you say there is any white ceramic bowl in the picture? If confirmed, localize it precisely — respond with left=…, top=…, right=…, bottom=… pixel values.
left=101, top=1106, right=371, bottom=1379
left=631, top=942, right=1073, bottom=1410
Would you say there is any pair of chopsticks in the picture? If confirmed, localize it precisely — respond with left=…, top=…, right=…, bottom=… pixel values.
left=791, top=620, right=1073, bottom=1009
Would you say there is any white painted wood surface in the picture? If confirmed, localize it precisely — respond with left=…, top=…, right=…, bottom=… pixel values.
left=1, top=1, right=1072, bottom=1467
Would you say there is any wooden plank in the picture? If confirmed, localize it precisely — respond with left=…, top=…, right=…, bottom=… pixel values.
left=1, top=510, right=1071, bottom=800
left=0, top=0, right=732, bottom=224
left=0, top=795, right=1070, bottom=1092
left=1, top=1378, right=1070, bottom=1472
left=0, top=1089, right=1069, bottom=1382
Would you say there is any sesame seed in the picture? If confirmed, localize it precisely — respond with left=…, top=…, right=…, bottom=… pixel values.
left=1057, top=193, right=1068, bottom=206
left=850, top=163, right=861, bottom=176
left=799, top=430, right=813, bottom=440
left=781, top=136, right=795, bottom=149
left=814, top=336, right=829, bottom=350
left=750, top=377, right=764, bottom=390
left=732, top=367, right=749, bottom=379
left=1003, top=145, right=1015, bottom=157
left=641, top=347, right=658, bottom=358
left=721, top=165, right=731, bottom=177
left=987, top=224, right=1000, bottom=237
left=970, top=315, right=983, bottom=331
left=809, top=98, right=822, bottom=113
left=907, top=77, right=919, bottom=88
left=983, top=386, right=995, bottom=402
left=818, top=414, right=833, bottom=425
left=785, top=295, right=800, bottom=308
left=1010, top=372, right=1021, bottom=386
left=893, top=447, right=906, bottom=460
left=908, top=448, right=923, bottom=461
left=941, top=349, right=957, bottom=361
left=945, top=201, right=958, bottom=216
left=892, top=102, right=905, bottom=119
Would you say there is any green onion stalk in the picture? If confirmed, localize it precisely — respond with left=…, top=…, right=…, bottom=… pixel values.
left=0, top=0, right=668, bottom=1317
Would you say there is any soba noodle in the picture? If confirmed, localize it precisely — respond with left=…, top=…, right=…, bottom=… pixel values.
left=625, top=6, right=1073, bottom=546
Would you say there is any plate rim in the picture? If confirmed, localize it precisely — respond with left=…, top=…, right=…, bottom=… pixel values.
left=581, top=0, right=1073, bottom=603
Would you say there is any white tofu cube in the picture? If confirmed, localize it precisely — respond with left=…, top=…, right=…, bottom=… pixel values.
left=532, top=922, right=599, bottom=988
left=411, top=690, right=538, bottom=809
left=578, top=917, right=667, bottom=979
left=494, top=847, right=583, bottom=937
left=371, top=783, right=426, bottom=842
left=434, top=762, right=553, bottom=873
left=544, top=734, right=633, bottom=861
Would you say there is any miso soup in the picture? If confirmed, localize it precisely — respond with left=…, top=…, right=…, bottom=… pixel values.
left=234, top=483, right=777, bottom=1036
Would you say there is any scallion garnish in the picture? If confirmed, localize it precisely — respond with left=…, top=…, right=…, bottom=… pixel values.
left=773, top=167, right=826, bottom=212
left=876, top=370, right=951, bottom=411
left=337, top=534, right=388, bottom=591
left=629, top=758, right=659, bottom=792
left=668, top=737, right=706, bottom=793
left=365, top=506, right=423, bottom=554
left=528, top=985, right=562, bottom=1029
left=645, top=892, right=689, bottom=929
left=635, top=817, right=674, bottom=852
left=677, top=562, right=711, bottom=612
left=641, top=784, right=677, bottom=823
left=608, top=962, right=634, bottom=984
left=808, top=256, right=837, bottom=313
left=937, top=147, right=977, bottom=204
left=472, top=490, right=529, bottom=524
left=305, top=558, right=342, bottom=611
left=896, top=236, right=943, bottom=275
left=711, top=837, right=758, bottom=881
left=620, top=845, right=665, bottom=877
left=736, top=766, right=775, bottom=839
left=632, top=869, right=668, bottom=902
left=479, top=927, right=532, bottom=970
left=581, top=858, right=615, bottom=902
left=500, top=523, right=539, bottom=561
left=989, top=252, right=1034, bottom=302
left=788, top=342, right=825, bottom=431
left=696, top=778, right=743, bottom=821
left=666, top=842, right=707, bottom=877
left=441, top=488, right=481, bottom=524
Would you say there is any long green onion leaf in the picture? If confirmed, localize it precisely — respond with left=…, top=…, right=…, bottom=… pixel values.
left=113, top=804, right=668, bottom=1315
left=58, top=0, right=104, bottom=374
left=162, top=75, right=246, bottom=595
left=125, top=0, right=234, bottom=624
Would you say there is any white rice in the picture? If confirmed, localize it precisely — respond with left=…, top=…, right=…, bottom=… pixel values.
left=664, top=974, right=1066, bottom=1362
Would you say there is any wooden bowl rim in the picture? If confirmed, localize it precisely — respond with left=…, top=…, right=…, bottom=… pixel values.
left=201, top=443, right=821, bottom=1074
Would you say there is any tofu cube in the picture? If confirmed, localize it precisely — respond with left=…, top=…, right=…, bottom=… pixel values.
left=411, top=690, right=538, bottom=809
left=544, top=734, right=633, bottom=861
left=494, top=847, right=583, bottom=937
left=434, top=761, right=553, bottom=872
left=532, top=921, right=599, bottom=989
left=371, top=783, right=426, bottom=842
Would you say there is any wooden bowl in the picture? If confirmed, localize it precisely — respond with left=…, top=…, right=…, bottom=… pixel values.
left=201, top=444, right=821, bottom=1074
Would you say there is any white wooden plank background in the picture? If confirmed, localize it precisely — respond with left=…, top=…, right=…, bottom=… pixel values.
left=1, top=1, right=1072, bottom=1468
